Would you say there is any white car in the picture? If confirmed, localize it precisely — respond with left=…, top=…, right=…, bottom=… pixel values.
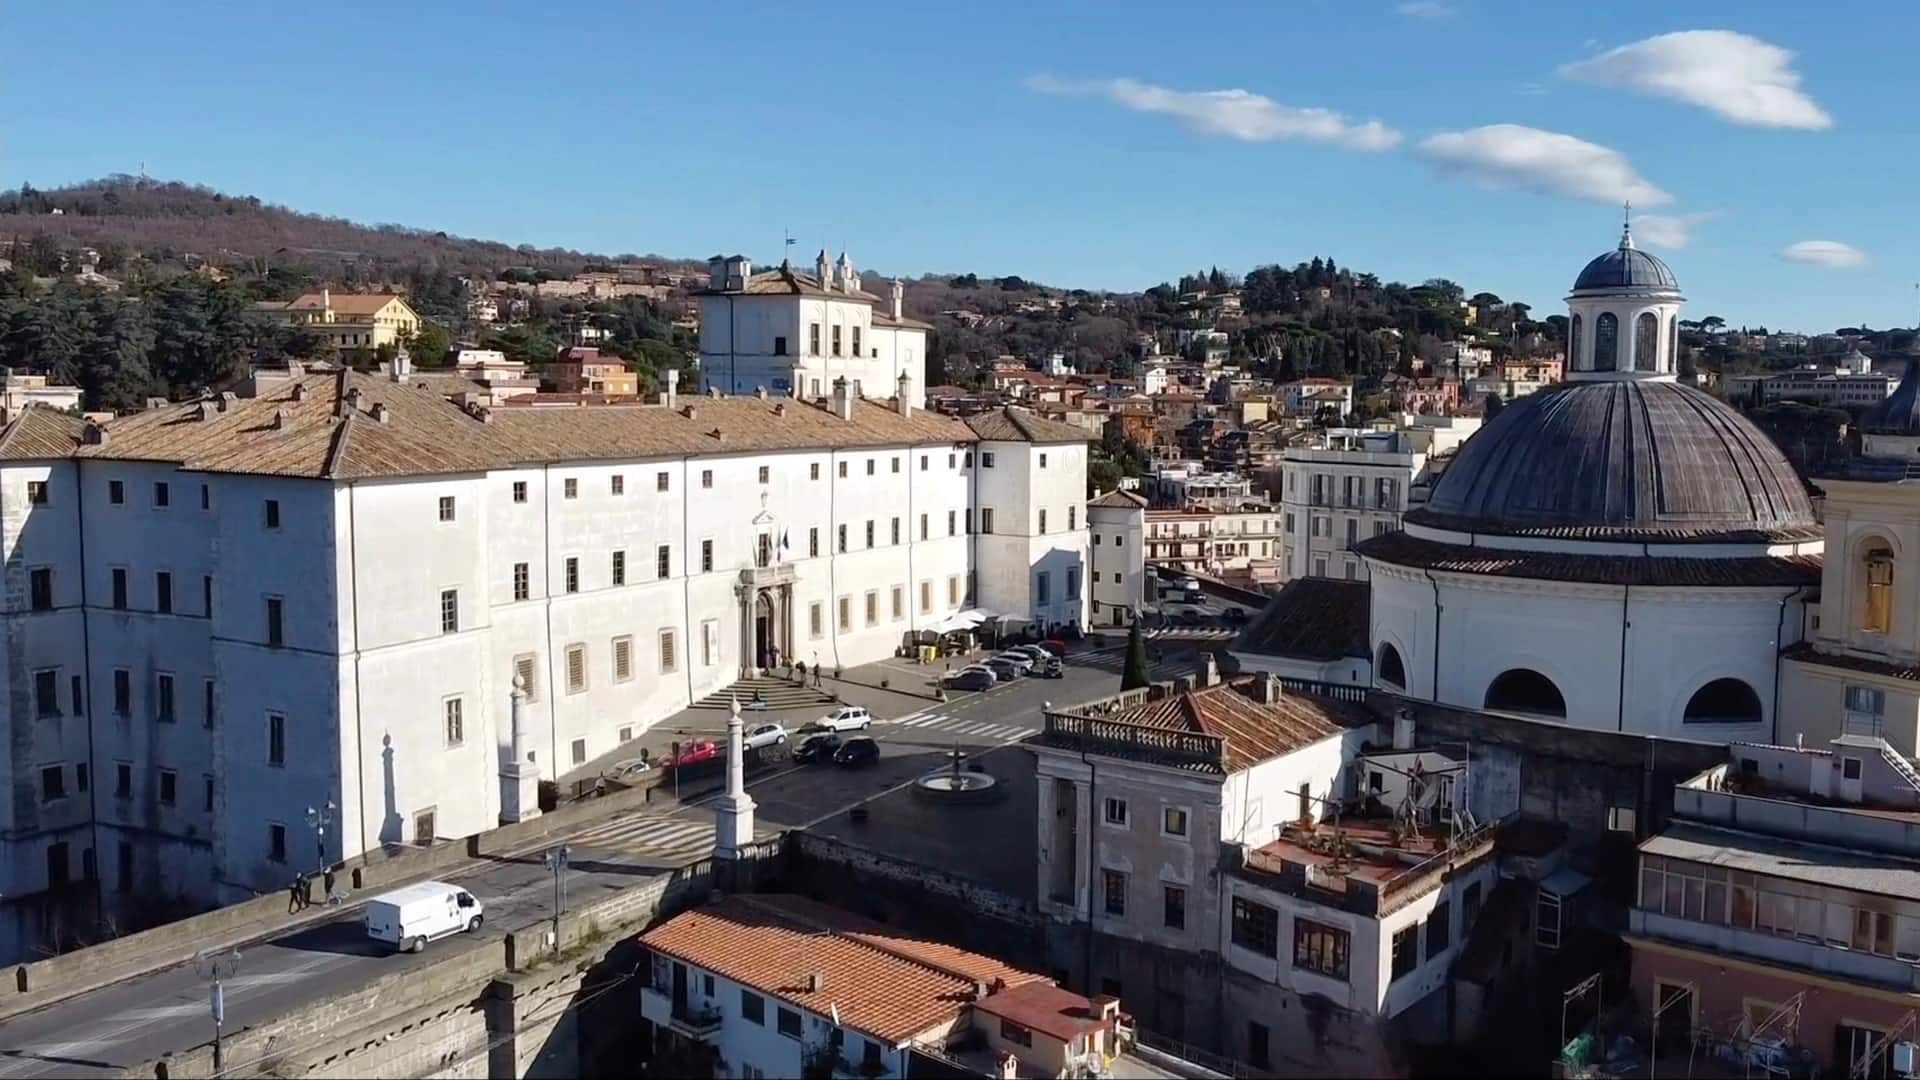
left=1010, top=644, right=1053, bottom=664
left=991, top=651, right=1035, bottom=676
left=745, top=722, right=788, bottom=750
left=814, top=705, right=872, bottom=733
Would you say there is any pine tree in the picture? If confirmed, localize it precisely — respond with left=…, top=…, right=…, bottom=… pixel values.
left=1121, top=619, right=1152, bottom=691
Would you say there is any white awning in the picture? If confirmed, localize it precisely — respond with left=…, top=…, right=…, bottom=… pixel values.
left=928, top=609, right=995, bottom=634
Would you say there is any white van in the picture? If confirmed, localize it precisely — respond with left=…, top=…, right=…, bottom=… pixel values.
left=363, top=881, right=484, bottom=953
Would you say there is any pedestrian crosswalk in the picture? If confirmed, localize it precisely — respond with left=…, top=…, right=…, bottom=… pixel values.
left=566, top=810, right=777, bottom=863
left=881, top=708, right=1034, bottom=744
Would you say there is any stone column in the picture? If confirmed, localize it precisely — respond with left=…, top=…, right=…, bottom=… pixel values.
left=713, top=698, right=757, bottom=860
left=499, top=676, right=541, bottom=824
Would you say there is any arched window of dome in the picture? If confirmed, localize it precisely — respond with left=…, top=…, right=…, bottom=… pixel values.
left=1668, top=316, right=1679, bottom=373
left=1376, top=643, right=1407, bottom=690
left=1593, top=313, right=1619, bottom=372
left=1683, top=678, right=1763, bottom=724
left=1862, top=542, right=1895, bottom=634
left=1634, top=312, right=1659, bottom=372
left=1483, top=668, right=1566, bottom=718
left=1569, top=314, right=1583, bottom=370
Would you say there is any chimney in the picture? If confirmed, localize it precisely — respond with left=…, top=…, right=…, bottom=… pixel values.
left=1197, top=652, right=1218, bottom=688
left=896, top=372, right=913, bottom=418
left=194, top=401, right=216, bottom=422
left=1392, top=707, right=1415, bottom=751
left=271, top=408, right=291, bottom=431
left=973, top=980, right=990, bottom=1000
left=218, top=391, right=236, bottom=412
left=773, top=402, right=787, bottom=416
left=806, top=973, right=824, bottom=993
left=815, top=249, right=831, bottom=288
left=474, top=407, right=493, bottom=424
left=291, top=384, right=308, bottom=402
left=755, top=386, right=768, bottom=400
left=665, top=368, right=679, bottom=409
left=82, top=421, right=109, bottom=446
left=370, top=402, right=391, bottom=424
left=710, top=427, right=725, bottom=441
left=392, top=345, right=413, bottom=379
left=321, top=288, right=330, bottom=314
left=891, top=278, right=904, bottom=320
left=682, top=405, right=698, bottom=421
left=725, top=255, right=752, bottom=290
left=831, top=377, right=854, bottom=421
left=839, top=252, right=857, bottom=293
left=1251, top=672, right=1283, bottom=705
left=344, top=387, right=364, bottom=412
left=1174, top=675, right=1195, bottom=695
left=144, top=396, right=169, bottom=411
left=707, top=255, right=726, bottom=290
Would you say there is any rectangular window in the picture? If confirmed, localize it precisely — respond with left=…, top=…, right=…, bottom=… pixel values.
left=948, top=510, right=957, bottom=536
left=866, top=521, right=875, bottom=548
left=891, top=518, right=901, bottom=545
left=1069, top=506, right=1076, bottom=530
left=838, top=596, right=851, bottom=631
left=109, top=479, right=124, bottom=504
left=982, top=452, right=995, bottom=468
left=1102, top=869, right=1127, bottom=916
left=1037, top=572, right=1051, bottom=604
left=1427, top=899, right=1452, bottom=958
left=701, top=539, right=714, bottom=573
left=514, top=654, right=538, bottom=702
left=867, top=459, right=875, bottom=476
left=440, top=589, right=459, bottom=633
left=949, top=576, right=960, bottom=606
left=611, top=474, right=625, bottom=495
left=920, top=581, right=932, bottom=613
left=702, top=469, right=714, bottom=489
left=982, top=508, right=995, bottom=534
left=155, top=768, right=177, bottom=806
left=838, top=461, right=848, bottom=479
left=614, top=636, right=633, bottom=681
left=114, top=761, right=132, bottom=799
left=777, top=1006, right=802, bottom=1039
left=657, top=545, right=671, bottom=579
left=659, top=629, right=677, bottom=673
left=1039, top=509, right=1048, bottom=533
left=268, top=823, right=287, bottom=863
left=919, top=513, right=928, bottom=541
left=656, top=471, right=670, bottom=492
left=1232, top=897, right=1280, bottom=956
left=1390, top=924, right=1418, bottom=980
left=156, top=673, right=175, bottom=722
left=571, top=739, right=587, bottom=765
left=30, top=567, right=53, bottom=611
left=201, top=678, right=214, bottom=728
left=741, top=990, right=765, bottom=1025
left=999, top=1018, right=1033, bottom=1047
left=773, top=335, right=788, bottom=357
left=1163, top=807, right=1189, bottom=837
left=40, top=765, right=64, bottom=803
left=566, top=645, right=587, bottom=693
left=1067, top=567, right=1080, bottom=600
left=838, top=525, right=848, bottom=553
left=512, top=481, right=528, bottom=504
left=34, top=669, right=59, bottom=717
left=438, top=495, right=456, bottom=522
left=810, top=601, right=824, bottom=638
left=853, top=326, right=863, bottom=358
left=266, top=596, right=284, bottom=647
left=155, top=571, right=173, bottom=614
left=831, top=325, right=843, bottom=356
left=1248, top=1022, right=1271, bottom=1071
left=1164, top=885, right=1187, bottom=930
left=611, top=549, right=626, bottom=586
left=267, top=712, right=286, bottom=767
left=153, top=481, right=169, bottom=508
left=444, top=698, right=464, bottom=746
left=563, top=477, right=578, bottom=499
left=113, top=668, right=131, bottom=716
left=204, top=774, right=214, bottom=812
left=865, top=591, right=878, bottom=627
left=111, top=567, right=128, bottom=609
left=891, top=585, right=904, bottom=621
left=513, top=562, right=530, bottom=601
left=565, top=557, right=580, bottom=594
left=809, top=527, right=820, bottom=558
left=758, top=465, right=770, bottom=484
left=1293, top=918, right=1351, bottom=981
left=808, top=323, right=821, bottom=356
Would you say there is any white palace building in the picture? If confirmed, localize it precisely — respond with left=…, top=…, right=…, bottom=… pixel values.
left=0, top=360, right=1090, bottom=929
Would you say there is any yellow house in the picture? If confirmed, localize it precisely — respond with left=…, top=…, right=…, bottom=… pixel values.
left=254, top=290, right=422, bottom=353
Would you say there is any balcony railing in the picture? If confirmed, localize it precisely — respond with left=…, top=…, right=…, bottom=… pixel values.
left=669, top=1003, right=724, bottom=1036
left=1042, top=711, right=1226, bottom=769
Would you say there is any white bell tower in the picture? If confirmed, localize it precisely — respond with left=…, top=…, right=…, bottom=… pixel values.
left=1566, top=209, right=1685, bottom=383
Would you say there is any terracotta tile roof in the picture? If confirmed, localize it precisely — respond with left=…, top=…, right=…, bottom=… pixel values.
left=1234, top=578, right=1370, bottom=661
left=1354, top=531, right=1822, bottom=588
left=0, top=406, right=84, bottom=460
left=971, top=981, right=1111, bottom=1044
left=71, top=370, right=976, bottom=480
left=1782, top=642, right=1920, bottom=682
left=1087, top=489, right=1147, bottom=509
left=700, top=263, right=880, bottom=304
left=1103, top=676, right=1366, bottom=772
left=282, top=292, right=411, bottom=316
left=638, top=894, right=1046, bottom=1045
left=964, top=407, right=1093, bottom=445
left=872, top=310, right=934, bottom=331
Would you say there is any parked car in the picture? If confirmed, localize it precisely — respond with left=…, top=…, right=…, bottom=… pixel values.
left=1222, top=607, right=1249, bottom=625
left=944, top=668, right=997, bottom=691
left=814, top=705, right=873, bottom=733
left=744, top=722, right=788, bottom=750
left=833, top=736, right=881, bottom=768
left=665, top=738, right=720, bottom=768
left=1175, top=608, right=1206, bottom=627
left=990, top=651, right=1035, bottom=676
left=1181, top=578, right=1204, bottom=602
left=793, top=732, right=842, bottom=764
left=364, top=881, right=483, bottom=953
left=1010, top=644, right=1053, bottom=665
left=603, top=756, right=653, bottom=781
left=1038, top=639, right=1070, bottom=657
left=985, top=657, right=1023, bottom=682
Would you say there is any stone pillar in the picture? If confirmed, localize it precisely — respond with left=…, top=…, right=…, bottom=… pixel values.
left=500, top=676, right=542, bottom=824
left=713, top=698, right=757, bottom=859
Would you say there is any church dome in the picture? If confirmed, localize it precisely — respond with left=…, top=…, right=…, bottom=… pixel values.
left=1572, top=226, right=1680, bottom=295
left=1406, top=380, right=1817, bottom=543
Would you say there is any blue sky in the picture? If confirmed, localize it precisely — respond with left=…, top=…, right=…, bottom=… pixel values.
left=6, top=1, right=1914, bottom=331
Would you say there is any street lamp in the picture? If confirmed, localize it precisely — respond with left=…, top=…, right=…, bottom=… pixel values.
left=545, top=844, right=571, bottom=947
left=194, top=948, right=241, bottom=1073
left=306, top=800, right=336, bottom=877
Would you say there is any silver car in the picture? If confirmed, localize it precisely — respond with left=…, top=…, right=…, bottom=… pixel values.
left=744, top=722, right=788, bottom=750
left=991, top=651, right=1035, bottom=676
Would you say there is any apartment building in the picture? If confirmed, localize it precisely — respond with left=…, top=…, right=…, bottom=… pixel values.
left=638, top=894, right=1170, bottom=1079
left=546, top=346, right=640, bottom=397
left=1088, top=489, right=1147, bottom=627
left=251, top=290, right=422, bottom=354
left=1279, top=416, right=1479, bottom=582
left=0, top=370, right=1086, bottom=934
left=1626, top=739, right=1920, bottom=1078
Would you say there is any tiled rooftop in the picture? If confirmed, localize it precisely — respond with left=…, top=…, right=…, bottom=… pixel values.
left=1234, top=578, right=1370, bottom=662
left=638, top=894, right=1047, bottom=1044
left=1094, top=676, right=1368, bottom=772
left=1355, top=530, right=1823, bottom=588
left=0, top=406, right=86, bottom=461
left=962, top=407, right=1094, bottom=445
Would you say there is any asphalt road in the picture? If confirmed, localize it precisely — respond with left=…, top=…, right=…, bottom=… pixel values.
left=0, top=643, right=1200, bottom=1077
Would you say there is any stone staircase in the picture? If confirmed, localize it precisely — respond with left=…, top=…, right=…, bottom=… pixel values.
left=690, top=676, right=837, bottom=711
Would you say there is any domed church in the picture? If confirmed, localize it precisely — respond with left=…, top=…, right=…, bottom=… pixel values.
left=1357, top=226, right=1825, bottom=737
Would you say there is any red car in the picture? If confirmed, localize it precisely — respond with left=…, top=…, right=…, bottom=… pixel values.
left=1039, top=639, right=1070, bottom=657
left=664, top=738, right=720, bottom=769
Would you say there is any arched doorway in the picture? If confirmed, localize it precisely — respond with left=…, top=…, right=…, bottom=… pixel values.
left=1483, top=668, right=1566, bottom=718
left=754, top=590, right=775, bottom=669
left=1376, top=643, right=1407, bottom=690
left=1683, top=678, right=1762, bottom=724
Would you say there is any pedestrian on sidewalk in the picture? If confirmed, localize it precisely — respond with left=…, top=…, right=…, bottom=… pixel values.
left=322, top=866, right=338, bottom=906
left=288, top=873, right=306, bottom=913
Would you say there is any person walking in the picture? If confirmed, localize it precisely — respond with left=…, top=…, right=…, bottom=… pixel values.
left=288, top=873, right=306, bottom=913
left=322, top=866, right=339, bottom=906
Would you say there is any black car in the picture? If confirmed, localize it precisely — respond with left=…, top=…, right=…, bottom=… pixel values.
left=1035, top=658, right=1064, bottom=679
left=793, top=732, right=842, bottom=764
left=944, top=669, right=996, bottom=691
left=1223, top=607, right=1249, bottom=624
left=833, top=736, right=881, bottom=768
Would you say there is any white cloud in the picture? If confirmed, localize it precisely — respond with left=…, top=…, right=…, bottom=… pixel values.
left=1780, top=240, right=1867, bottom=268
left=1395, top=1, right=1454, bottom=18
left=1630, top=211, right=1720, bottom=249
left=1559, top=30, right=1831, bottom=129
left=1415, top=124, right=1672, bottom=206
left=1024, top=74, right=1401, bottom=151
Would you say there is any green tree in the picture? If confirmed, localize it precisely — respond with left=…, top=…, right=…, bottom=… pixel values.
left=1121, top=619, right=1152, bottom=691
left=406, top=321, right=452, bottom=367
